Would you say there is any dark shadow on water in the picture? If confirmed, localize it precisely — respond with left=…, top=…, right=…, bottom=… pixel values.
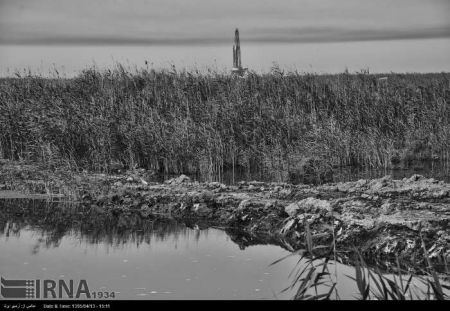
left=0, top=198, right=204, bottom=251
left=0, top=197, right=443, bottom=273
left=1, top=198, right=448, bottom=300
left=0, top=198, right=284, bottom=253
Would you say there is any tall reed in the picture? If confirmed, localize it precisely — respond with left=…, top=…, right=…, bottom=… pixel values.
left=1, top=66, right=449, bottom=181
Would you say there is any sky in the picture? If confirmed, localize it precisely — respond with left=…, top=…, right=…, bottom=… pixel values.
left=1, top=0, right=449, bottom=45
left=0, top=0, right=449, bottom=75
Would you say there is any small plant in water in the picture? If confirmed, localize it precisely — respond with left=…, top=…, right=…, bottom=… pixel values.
left=271, top=221, right=338, bottom=300
left=347, top=252, right=449, bottom=300
left=272, top=222, right=450, bottom=300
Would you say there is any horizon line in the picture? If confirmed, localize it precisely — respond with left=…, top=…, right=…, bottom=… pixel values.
left=1, top=26, right=449, bottom=46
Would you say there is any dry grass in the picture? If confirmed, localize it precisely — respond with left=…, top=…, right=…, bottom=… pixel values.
left=1, top=65, right=449, bottom=181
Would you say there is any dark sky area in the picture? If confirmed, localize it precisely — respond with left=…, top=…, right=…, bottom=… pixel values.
left=1, top=0, right=449, bottom=45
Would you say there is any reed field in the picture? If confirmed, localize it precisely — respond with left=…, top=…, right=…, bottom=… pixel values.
left=1, top=66, right=449, bottom=181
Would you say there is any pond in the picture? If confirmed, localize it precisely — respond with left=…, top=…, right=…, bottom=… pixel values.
left=0, top=197, right=437, bottom=300
left=0, top=198, right=364, bottom=300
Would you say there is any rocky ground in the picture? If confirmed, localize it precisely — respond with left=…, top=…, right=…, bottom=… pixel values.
left=0, top=160, right=449, bottom=271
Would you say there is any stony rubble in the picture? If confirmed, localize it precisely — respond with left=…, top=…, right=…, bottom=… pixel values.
left=0, top=161, right=449, bottom=269
left=80, top=175, right=450, bottom=267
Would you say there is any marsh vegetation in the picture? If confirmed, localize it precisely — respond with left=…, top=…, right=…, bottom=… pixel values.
left=1, top=66, right=449, bottom=183
left=1, top=66, right=449, bottom=300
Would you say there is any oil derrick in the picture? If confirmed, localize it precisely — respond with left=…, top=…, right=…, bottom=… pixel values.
left=232, top=28, right=247, bottom=76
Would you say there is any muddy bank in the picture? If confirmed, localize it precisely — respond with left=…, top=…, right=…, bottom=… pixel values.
left=84, top=174, right=450, bottom=267
left=0, top=160, right=449, bottom=270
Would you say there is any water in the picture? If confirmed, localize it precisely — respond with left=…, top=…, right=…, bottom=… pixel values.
left=177, top=161, right=450, bottom=185
left=1, top=197, right=445, bottom=300
left=331, top=162, right=450, bottom=184
left=1, top=38, right=450, bottom=77
left=0, top=198, right=369, bottom=300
